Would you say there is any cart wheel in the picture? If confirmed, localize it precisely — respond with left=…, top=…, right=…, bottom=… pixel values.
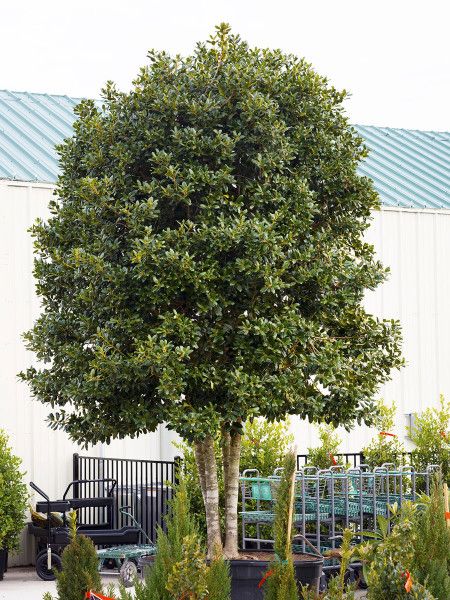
left=319, top=572, right=328, bottom=591
left=344, top=566, right=356, bottom=586
left=354, top=566, right=368, bottom=589
left=120, top=560, right=138, bottom=587
left=36, top=552, right=62, bottom=581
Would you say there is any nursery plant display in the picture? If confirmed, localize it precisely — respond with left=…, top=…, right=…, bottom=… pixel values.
left=21, top=22, right=403, bottom=568
left=357, top=489, right=447, bottom=600
left=0, top=429, right=28, bottom=581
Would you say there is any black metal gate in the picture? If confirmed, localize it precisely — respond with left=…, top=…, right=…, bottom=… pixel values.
left=73, top=453, right=180, bottom=542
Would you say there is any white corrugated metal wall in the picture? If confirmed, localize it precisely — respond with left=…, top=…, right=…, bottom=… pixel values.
left=0, top=181, right=174, bottom=566
left=2, top=182, right=450, bottom=562
left=294, top=207, right=450, bottom=453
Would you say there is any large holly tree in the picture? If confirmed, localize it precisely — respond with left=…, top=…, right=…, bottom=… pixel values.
left=21, top=24, right=402, bottom=558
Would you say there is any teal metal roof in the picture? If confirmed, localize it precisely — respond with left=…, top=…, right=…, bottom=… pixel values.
left=356, top=124, right=450, bottom=210
left=0, top=90, right=80, bottom=183
left=0, top=90, right=449, bottom=209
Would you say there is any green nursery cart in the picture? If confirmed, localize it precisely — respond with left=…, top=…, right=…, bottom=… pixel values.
left=96, top=507, right=156, bottom=587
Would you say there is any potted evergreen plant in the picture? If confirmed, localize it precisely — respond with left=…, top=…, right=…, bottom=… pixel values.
left=0, top=429, right=28, bottom=580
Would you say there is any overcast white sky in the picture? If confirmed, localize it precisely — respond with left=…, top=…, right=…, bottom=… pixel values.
left=1, top=0, right=449, bottom=131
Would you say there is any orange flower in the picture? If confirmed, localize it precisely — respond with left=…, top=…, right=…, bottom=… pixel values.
left=402, top=570, right=413, bottom=593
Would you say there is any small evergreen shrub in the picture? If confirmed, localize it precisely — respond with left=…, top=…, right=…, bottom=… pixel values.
left=264, top=450, right=298, bottom=600
left=138, top=478, right=196, bottom=600
left=128, top=477, right=231, bottom=600
left=411, top=476, right=450, bottom=600
left=205, top=554, right=231, bottom=600
left=55, top=511, right=103, bottom=600
left=0, top=429, right=28, bottom=553
left=166, top=534, right=209, bottom=599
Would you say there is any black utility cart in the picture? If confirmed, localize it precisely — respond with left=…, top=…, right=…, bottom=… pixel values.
left=29, top=479, right=141, bottom=580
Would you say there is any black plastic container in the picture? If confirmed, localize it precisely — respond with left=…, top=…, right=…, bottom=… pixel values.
left=229, top=552, right=323, bottom=600
left=0, top=548, right=7, bottom=581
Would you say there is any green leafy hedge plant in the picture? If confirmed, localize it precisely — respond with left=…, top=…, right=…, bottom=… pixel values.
left=409, top=396, right=450, bottom=483
left=0, top=429, right=28, bottom=553
left=362, top=400, right=405, bottom=468
left=307, top=424, right=344, bottom=470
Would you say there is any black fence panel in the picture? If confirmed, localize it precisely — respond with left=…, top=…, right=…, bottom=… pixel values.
left=297, top=451, right=414, bottom=470
left=297, top=452, right=363, bottom=469
left=73, top=453, right=180, bottom=543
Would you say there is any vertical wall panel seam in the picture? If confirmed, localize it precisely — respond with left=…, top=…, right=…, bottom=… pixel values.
left=433, top=212, right=440, bottom=400
left=415, top=212, right=422, bottom=409
left=396, top=209, right=405, bottom=416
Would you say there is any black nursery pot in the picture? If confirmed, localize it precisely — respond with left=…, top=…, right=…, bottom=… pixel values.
left=229, top=552, right=323, bottom=600
left=0, top=548, right=7, bottom=581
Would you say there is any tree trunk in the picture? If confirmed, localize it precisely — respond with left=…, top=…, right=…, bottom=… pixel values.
left=197, top=435, right=222, bottom=558
left=222, top=426, right=230, bottom=521
left=223, top=429, right=241, bottom=559
left=194, top=440, right=207, bottom=505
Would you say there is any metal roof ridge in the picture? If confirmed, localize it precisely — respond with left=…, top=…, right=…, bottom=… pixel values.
left=355, top=123, right=450, bottom=136
left=0, top=89, right=84, bottom=102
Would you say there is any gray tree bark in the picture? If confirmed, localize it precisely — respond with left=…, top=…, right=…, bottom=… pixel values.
left=196, top=435, right=222, bottom=558
left=194, top=439, right=207, bottom=505
left=223, top=430, right=241, bottom=559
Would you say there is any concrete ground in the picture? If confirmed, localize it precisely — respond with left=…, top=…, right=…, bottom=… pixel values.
left=0, top=567, right=129, bottom=599
left=1, top=567, right=367, bottom=599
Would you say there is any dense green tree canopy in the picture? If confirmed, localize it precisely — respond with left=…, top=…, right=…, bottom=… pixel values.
left=22, top=24, right=402, bottom=446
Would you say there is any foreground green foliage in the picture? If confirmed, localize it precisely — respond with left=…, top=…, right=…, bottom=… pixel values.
left=410, top=477, right=450, bottom=600
left=359, top=499, right=439, bottom=599
left=264, top=451, right=298, bottom=600
left=124, top=479, right=230, bottom=600
left=300, top=530, right=356, bottom=599
left=0, top=430, right=28, bottom=552
left=54, top=511, right=103, bottom=600
left=409, top=396, right=450, bottom=483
